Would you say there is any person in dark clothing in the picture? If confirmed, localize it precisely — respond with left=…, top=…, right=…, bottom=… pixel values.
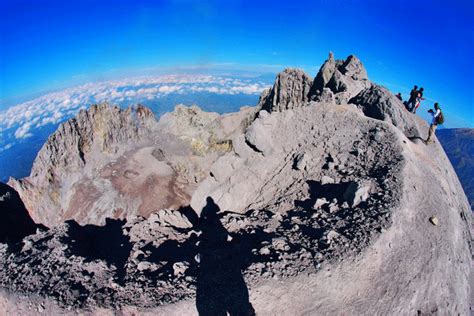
left=396, top=92, right=403, bottom=101
left=413, top=87, right=425, bottom=114
left=407, top=85, right=418, bottom=112
left=418, top=87, right=424, bottom=98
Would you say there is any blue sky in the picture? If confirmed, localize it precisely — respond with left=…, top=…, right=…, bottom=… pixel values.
left=1, top=0, right=473, bottom=126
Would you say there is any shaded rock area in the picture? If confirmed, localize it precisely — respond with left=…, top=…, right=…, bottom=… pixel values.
left=0, top=174, right=397, bottom=310
left=0, top=183, right=39, bottom=243
left=0, top=53, right=471, bottom=315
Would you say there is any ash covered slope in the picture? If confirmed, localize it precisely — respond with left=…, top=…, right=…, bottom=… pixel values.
left=437, top=128, right=474, bottom=210
left=0, top=53, right=471, bottom=315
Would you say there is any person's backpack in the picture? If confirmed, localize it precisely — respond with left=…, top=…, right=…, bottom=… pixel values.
left=436, top=112, right=444, bottom=125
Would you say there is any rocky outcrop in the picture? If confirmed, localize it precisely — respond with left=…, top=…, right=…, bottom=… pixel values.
left=312, top=52, right=342, bottom=92
left=311, top=53, right=370, bottom=104
left=349, top=84, right=422, bottom=137
left=259, top=53, right=370, bottom=114
left=30, top=103, right=156, bottom=182
left=258, top=68, right=313, bottom=112
left=0, top=183, right=39, bottom=243
left=8, top=104, right=158, bottom=226
left=191, top=103, right=404, bottom=216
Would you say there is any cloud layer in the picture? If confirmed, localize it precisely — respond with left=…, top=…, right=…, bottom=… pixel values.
left=0, top=74, right=270, bottom=146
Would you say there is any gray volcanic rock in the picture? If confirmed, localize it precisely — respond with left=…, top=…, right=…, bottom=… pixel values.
left=7, top=103, right=251, bottom=227
left=244, top=110, right=276, bottom=156
left=0, top=54, right=471, bottom=315
left=259, top=53, right=369, bottom=113
left=8, top=104, right=157, bottom=226
left=259, top=68, right=313, bottom=112
left=339, top=54, right=368, bottom=80
left=349, top=83, right=422, bottom=138
left=31, top=103, right=155, bottom=182
left=311, top=52, right=340, bottom=93
left=311, top=53, right=370, bottom=104
left=0, top=183, right=39, bottom=243
left=191, top=103, right=403, bottom=216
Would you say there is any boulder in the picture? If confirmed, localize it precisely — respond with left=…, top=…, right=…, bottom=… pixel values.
left=342, top=181, right=374, bottom=207
left=339, top=55, right=368, bottom=81
left=349, top=84, right=421, bottom=137
left=244, top=111, right=276, bottom=156
left=294, top=153, right=309, bottom=171
left=259, top=68, right=313, bottom=112
left=150, top=209, right=193, bottom=229
left=172, top=261, right=189, bottom=277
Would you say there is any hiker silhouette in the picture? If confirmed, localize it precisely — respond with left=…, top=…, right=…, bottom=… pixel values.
left=195, top=197, right=255, bottom=316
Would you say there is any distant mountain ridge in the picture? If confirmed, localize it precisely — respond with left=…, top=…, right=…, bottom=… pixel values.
left=437, top=128, right=474, bottom=210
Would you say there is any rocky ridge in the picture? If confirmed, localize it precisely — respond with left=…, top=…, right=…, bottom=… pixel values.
left=0, top=53, right=471, bottom=315
left=8, top=104, right=253, bottom=226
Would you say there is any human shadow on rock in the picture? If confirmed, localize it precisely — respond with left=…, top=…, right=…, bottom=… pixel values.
left=146, top=198, right=265, bottom=315
left=195, top=197, right=256, bottom=316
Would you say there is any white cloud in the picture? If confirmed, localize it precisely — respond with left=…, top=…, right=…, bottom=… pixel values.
left=158, top=85, right=182, bottom=93
left=0, top=74, right=271, bottom=145
left=0, top=143, right=13, bottom=153
left=14, top=122, right=33, bottom=139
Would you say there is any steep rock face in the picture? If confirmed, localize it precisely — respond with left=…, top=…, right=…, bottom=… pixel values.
left=31, top=103, right=156, bottom=182
left=311, top=53, right=370, bottom=104
left=339, top=54, right=368, bottom=80
left=8, top=104, right=157, bottom=226
left=311, top=52, right=341, bottom=91
left=349, top=84, right=422, bottom=138
left=0, top=183, right=38, bottom=243
left=7, top=103, right=251, bottom=227
left=258, top=68, right=313, bottom=112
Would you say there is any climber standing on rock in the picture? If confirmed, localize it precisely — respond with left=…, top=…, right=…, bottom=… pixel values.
left=425, top=103, right=444, bottom=144
left=406, top=85, right=418, bottom=112
left=413, top=87, right=425, bottom=113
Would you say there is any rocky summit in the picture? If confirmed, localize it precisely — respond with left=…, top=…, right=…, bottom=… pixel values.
left=0, top=53, right=471, bottom=315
